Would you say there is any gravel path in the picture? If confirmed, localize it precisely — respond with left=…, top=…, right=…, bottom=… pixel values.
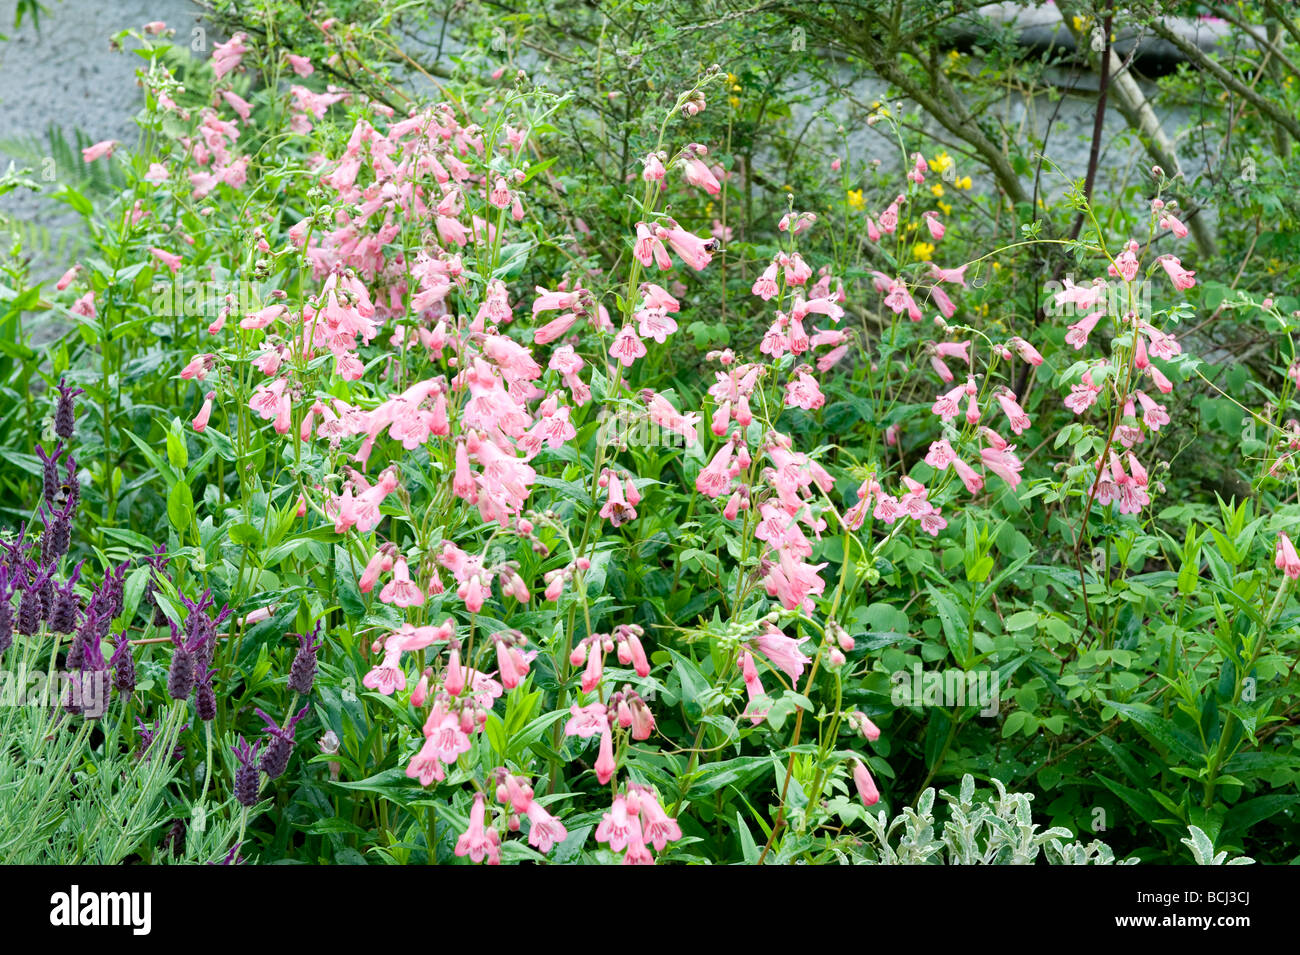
left=0, top=0, right=210, bottom=278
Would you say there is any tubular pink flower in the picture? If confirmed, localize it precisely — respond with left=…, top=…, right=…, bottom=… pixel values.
left=81, top=140, right=117, bottom=163
left=594, top=723, right=617, bottom=784
left=192, top=392, right=215, bottom=433
left=455, top=792, right=501, bottom=864
left=524, top=800, right=568, bottom=853
left=658, top=223, right=714, bottom=271
left=1065, top=309, right=1104, bottom=350
left=996, top=390, right=1031, bottom=435
left=752, top=627, right=811, bottom=681
left=852, top=758, right=880, bottom=807
left=379, top=557, right=425, bottom=608
left=610, top=325, right=648, bottom=367
left=751, top=261, right=780, bottom=300
left=634, top=223, right=672, bottom=270
left=1277, top=532, right=1300, bottom=580
left=1158, top=255, right=1196, bottom=290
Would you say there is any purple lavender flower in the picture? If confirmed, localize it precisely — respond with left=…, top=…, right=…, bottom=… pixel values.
left=212, top=842, right=244, bottom=865
left=136, top=716, right=189, bottom=762
left=35, top=441, right=63, bottom=509
left=135, top=716, right=156, bottom=759
left=176, top=589, right=231, bottom=683
left=255, top=705, right=309, bottom=781
left=54, top=378, right=84, bottom=441
left=102, top=560, right=128, bottom=620
left=16, top=570, right=47, bottom=636
left=166, top=621, right=196, bottom=701
left=287, top=623, right=323, bottom=696
left=0, top=567, right=13, bottom=655
left=40, top=499, right=74, bottom=564
left=194, top=662, right=217, bottom=722
left=110, top=632, right=136, bottom=697
left=65, top=632, right=85, bottom=670
left=181, top=590, right=216, bottom=670
left=231, top=736, right=262, bottom=807
left=48, top=562, right=83, bottom=634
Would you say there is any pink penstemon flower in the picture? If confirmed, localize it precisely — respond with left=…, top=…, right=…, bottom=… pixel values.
left=851, top=758, right=881, bottom=807
left=192, top=391, right=215, bottom=433
left=1276, top=532, right=1300, bottom=580
left=211, top=32, right=250, bottom=80
left=634, top=222, right=673, bottom=270
left=523, top=799, right=568, bottom=853
left=455, top=792, right=501, bottom=865
left=995, top=389, right=1031, bottom=435
left=1157, top=254, right=1196, bottom=291
left=379, top=556, right=425, bottom=608
left=1065, top=309, right=1105, bottom=350
left=609, top=325, right=648, bottom=367
left=81, top=140, right=117, bottom=163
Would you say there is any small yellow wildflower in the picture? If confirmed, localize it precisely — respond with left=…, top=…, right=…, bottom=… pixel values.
left=847, top=188, right=865, bottom=211
left=937, top=200, right=952, bottom=216
left=955, top=176, right=972, bottom=190
left=931, top=183, right=945, bottom=197
left=930, top=151, right=952, bottom=174
left=912, top=241, right=935, bottom=261
left=729, top=96, right=740, bottom=108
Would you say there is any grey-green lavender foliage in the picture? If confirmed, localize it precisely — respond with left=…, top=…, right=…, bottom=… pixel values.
left=832, top=775, right=1254, bottom=865
left=0, top=641, right=241, bottom=864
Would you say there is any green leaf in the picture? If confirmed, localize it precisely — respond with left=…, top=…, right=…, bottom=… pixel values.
left=1106, top=700, right=1203, bottom=763
left=229, top=522, right=264, bottom=548
left=1002, top=610, right=1038, bottom=632
left=667, top=649, right=711, bottom=720
left=1222, top=794, right=1295, bottom=839
left=167, top=480, right=195, bottom=535
left=687, top=756, right=773, bottom=797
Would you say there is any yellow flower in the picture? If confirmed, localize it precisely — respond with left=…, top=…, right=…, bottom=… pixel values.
left=955, top=176, right=972, bottom=190
left=937, top=200, right=952, bottom=216
left=729, top=95, right=740, bottom=108
left=847, top=188, right=865, bottom=211
left=931, top=183, right=945, bottom=197
left=912, top=241, right=935, bottom=261
left=727, top=72, right=737, bottom=85
left=930, top=151, right=952, bottom=174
